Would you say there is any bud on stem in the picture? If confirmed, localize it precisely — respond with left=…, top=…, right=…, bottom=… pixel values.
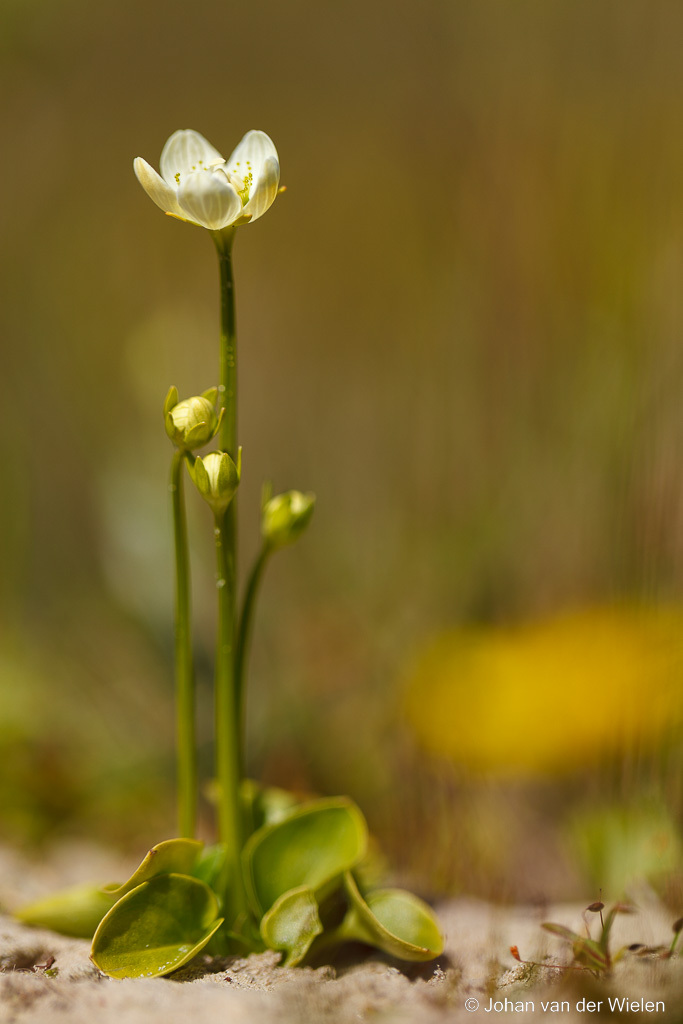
left=189, top=449, right=241, bottom=515
left=261, top=490, right=315, bottom=550
left=164, top=386, right=224, bottom=450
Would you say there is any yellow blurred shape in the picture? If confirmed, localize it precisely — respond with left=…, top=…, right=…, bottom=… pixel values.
left=404, top=606, right=683, bottom=777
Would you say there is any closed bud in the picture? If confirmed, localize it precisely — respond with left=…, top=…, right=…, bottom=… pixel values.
left=189, top=449, right=241, bottom=515
left=164, top=386, right=223, bottom=450
left=262, top=490, right=315, bottom=550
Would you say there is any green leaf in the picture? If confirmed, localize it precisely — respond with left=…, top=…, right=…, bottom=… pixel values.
left=103, top=838, right=203, bottom=900
left=191, top=844, right=229, bottom=901
left=337, top=872, right=443, bottom=963
left=240, top=778, right=300, bottom=837
left=260, top=887, right=323, bottom=966
left=15, top=839, right=204, bottom=941
left=243, top=797, right=368, bottom=917
left=598, top=903, right=634, bottom=954
left=573, top=937, right=609, bottom=972
left=541, top=922, right=582, bottom=943
left=91, top=873, right=222, bottom=979
left=15, top=883, right=118, bottom=939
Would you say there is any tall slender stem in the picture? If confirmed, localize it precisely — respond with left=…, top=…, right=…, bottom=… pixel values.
left=235, top=545, right=270, bottom=741
left=214, top=227, right=237, bottom=457
left=213, top=510, right=244, bottom=920
left=170, top=448, right=196, bottom=838
left=211, top=226, right=246, bottom=921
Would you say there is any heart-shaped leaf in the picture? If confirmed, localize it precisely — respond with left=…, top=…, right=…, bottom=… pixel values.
left=15, top=883, right=119, bottom=939
left=336, top=872, right=443, bottom=962
left=243, top=797, right=368, bottom=917
left=91, top=873, right=223, bottom=979
left=260, top=886, right=323, bottom=966
left=102, top=838, right=203, bottom=900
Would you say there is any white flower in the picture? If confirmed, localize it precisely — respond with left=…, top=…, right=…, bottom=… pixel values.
left=134, top=129, right=280, bottom=231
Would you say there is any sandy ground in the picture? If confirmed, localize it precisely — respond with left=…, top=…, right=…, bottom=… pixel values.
left=1, top=843, right=681, bottom=1023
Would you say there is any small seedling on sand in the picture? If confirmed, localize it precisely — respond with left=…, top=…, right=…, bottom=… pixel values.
left=511, top=900, right=681, bottom=977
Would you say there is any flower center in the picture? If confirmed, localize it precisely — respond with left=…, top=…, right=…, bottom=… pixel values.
left=173, top=158, right=217, bottom=184
left=231, top=160, right=254, bottom=206
left=173, top=159, right=253, bottom=206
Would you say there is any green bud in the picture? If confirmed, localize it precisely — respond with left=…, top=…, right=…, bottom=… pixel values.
left=189, top=449, right=241, bottom=515
left=164, top=386, right=223, bottom=450
left=262, top=491, right=315, bottom=550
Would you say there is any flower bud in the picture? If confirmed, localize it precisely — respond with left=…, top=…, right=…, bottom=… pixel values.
left=189, top=449, right=241, bottom=515
left=262, top=491, right=315, bottom=550
left=164, top=386, right=223, bottom=450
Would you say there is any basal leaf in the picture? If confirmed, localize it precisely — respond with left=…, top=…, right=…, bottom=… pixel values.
left=241, top=778, right=300, bottom=837
left=338, top=872, right=443, bottom=962
left=191, top=844, right=230, bottom=904
left=15, top=883, right=118, bottom=939
left=260, top=886, right=323, bottom=966
left=243, top=797, right=368, bottom=917
left=103, top=838, right=203, bottom=900
left=91, top=873, right=222, bottom=979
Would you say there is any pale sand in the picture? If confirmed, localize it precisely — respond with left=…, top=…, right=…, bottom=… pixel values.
left=1, top=844, right=681, bottom=1022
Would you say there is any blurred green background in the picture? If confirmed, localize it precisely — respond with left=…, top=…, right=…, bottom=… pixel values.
left=2, top=0, right=683, bottom=905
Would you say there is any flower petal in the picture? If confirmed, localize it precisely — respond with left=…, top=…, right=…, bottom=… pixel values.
left=133, top=157, right=189, bottom=219
left=160, top=130, right=225, bottom=187
left=241, top=156, right=280, bottom=222
left=226, top=130, right=279, bottom=184
left=177, top=169, right=242, bottom=230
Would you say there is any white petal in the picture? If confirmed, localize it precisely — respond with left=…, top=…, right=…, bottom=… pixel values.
left=133, top=157, right=189, bottom=219
left=160, top=129, right=225, bottom=187
left=241, top=155, right=280, bottom=222
left=226, top=130, right=279, bottom=183
left=177, top=170, right=242, bottom=230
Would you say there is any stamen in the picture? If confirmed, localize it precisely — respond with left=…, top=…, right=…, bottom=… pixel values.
left=233, top=169, right=253, bottom=206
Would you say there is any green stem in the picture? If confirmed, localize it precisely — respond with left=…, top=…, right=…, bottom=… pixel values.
left=171, top=449, right=196, bottom=838
left=235, top=545, right=271, bottom=739
left=211, top=225, right=246, bottom=920
left=213, top=509, right=245, bottom=920
left=213, top=227, right=237, bottom=457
